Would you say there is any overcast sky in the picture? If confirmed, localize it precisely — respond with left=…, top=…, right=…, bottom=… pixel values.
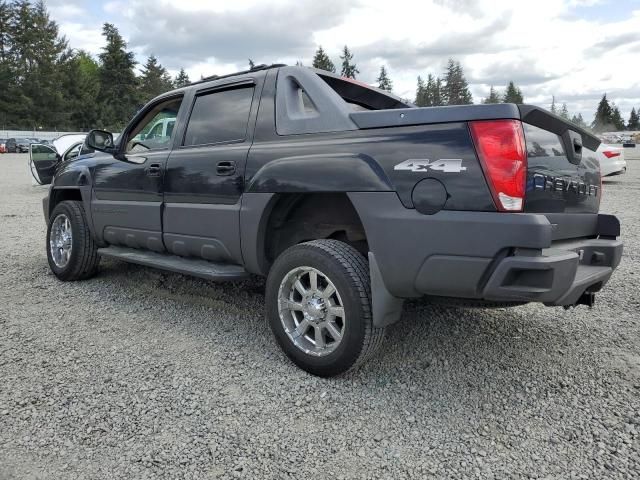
left=47, top=0, right=640, bottom=122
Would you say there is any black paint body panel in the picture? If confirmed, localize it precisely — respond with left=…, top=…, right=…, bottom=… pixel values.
left=248, top=70, right=495, bottom=211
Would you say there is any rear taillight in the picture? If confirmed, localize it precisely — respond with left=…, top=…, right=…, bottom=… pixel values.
left=602, top=150, right=620, bottom=158
left=469, top=119, right=527, bottom=212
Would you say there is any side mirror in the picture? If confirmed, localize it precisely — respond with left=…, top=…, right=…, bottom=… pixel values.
left=86, top=129, right=115, bottom=153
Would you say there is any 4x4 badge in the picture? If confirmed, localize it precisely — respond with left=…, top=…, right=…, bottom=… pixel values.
left=394, top=159, right=466, bottom=173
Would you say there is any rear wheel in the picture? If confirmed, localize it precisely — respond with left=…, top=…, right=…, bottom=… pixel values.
left=266, top=239, right=385, bottom=377
left=46, top=200, right=100, bottom=281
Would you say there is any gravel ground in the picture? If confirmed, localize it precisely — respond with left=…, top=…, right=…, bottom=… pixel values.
left=0, top=153, right=638, bottom=479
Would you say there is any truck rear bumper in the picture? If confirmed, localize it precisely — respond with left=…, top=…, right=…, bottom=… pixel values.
left=482, top=238, right=622, bottom=306
left=348, top=192, right=623, bottom=316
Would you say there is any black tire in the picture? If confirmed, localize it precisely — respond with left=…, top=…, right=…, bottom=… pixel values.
left=46, top=200, right=100, bottom=281
left=266, top=239, right=385, bottom=377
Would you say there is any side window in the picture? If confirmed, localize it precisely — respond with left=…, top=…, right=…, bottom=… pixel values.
left=183, top=86, right=254, bottom=147
left=126, top=97, right=183, bottom=153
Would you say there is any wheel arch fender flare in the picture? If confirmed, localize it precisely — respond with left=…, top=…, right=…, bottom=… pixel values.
left=49, top=165, right=95, bottom=238
left=239, top=190, right=405, bottom=327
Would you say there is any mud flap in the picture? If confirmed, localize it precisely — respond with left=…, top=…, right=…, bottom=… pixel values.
left=369, top=252, right=404, bottom=327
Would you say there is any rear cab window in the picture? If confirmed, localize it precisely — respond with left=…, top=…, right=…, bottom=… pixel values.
left=316, top=73, right=409, bottom=111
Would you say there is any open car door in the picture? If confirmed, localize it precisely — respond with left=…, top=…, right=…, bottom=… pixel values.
left=29, top=143, right=59, bottom=185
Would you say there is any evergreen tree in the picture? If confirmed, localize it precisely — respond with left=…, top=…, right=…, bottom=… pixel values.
left=415, top=76, right=427, bottom=106
left=376, top=65, right=392, bottom=91
left=14, top=1, right=69, bottom=129
left=570, top=113, right=587, bottom=129
left=560, top=103, right=569, bottom=120
left=433, top=77, right=444, bottom=106
left=627, top=107, right=639, bottom=130
left=483, top=86, right=501, bottom=104
left=0, top=0, right=10, bottom=63
left=416, top=75, right=445, bottom=107
left=248, top=58, right=255, bottom=69
left=340, top=45, right=358, bottom=79
left=591, top=94, right=613, bottom=132
left=610, top=104, right=625, bottom=131
left=442, top=58, right=472, bottom=105
left=174, top=68, right=190, bottom=88
left=97, top=23, right=138, bottom=131
left=425, top=74, right=443, bottom=106
left=550, top=96, right=557, bottom=115
left=60, top=50, right=100, bottom=130
left=0, top=0, right=14, bottom=126
left=311, top=46, right=335, bottom=73
left=503, top=81, right=523, bottom=103
left=139, top=54, right=173, bottom=103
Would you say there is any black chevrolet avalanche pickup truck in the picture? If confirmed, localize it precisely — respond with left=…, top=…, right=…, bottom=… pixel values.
left=32, top=64, right=623, bottom=376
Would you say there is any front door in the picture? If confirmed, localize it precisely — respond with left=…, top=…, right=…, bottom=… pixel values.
left=163, top=83, right=257, bottom=264
left=91, top=96, right=184, bottom=252
left=29, top=143, right=59, bottom=185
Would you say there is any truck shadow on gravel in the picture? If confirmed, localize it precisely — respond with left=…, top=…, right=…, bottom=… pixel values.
left=95, top=259, right=586, bottom=389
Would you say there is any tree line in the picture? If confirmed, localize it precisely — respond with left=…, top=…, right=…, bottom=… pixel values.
left=1, top=1, right=637, bottom=134
left=0, top=0, right=190, bottom=132
left=310, top=46, right=636, bottom=132
left=591, top=94, right=639, bottom=132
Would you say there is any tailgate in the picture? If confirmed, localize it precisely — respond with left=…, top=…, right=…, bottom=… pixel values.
left=520, top=106, right=601, bottom=214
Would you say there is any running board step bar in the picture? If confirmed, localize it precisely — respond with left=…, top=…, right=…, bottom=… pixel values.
left=98, top=246, right=249, bottom=281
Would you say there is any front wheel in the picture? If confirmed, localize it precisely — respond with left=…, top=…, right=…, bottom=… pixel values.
left=46, top=200, right=100, bottom=281
left=266, top=240, right=385, bottom=377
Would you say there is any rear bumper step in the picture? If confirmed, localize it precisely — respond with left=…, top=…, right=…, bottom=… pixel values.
left=482, top=238, right=622, bottom=306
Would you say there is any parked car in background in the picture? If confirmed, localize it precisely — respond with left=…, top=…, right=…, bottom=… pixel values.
left=6, top=137, right=33, bottom=153
left=0, top=139, right=6, bottom=153
left=141, top=117, right=175, bottom=143
left=29, top=134, right=87, bottom=185
left=597, top=144, right=627, bottom=176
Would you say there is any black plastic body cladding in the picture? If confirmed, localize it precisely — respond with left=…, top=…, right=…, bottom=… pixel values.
left=348, top=192, right=551, bottom=298
left=348, top=191, right=622, bottom=306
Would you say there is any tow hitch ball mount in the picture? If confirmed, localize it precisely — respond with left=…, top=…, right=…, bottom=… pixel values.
left=564, top=292, right=596, bottom=310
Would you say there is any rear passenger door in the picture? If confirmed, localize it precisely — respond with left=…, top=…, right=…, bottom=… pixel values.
left=163, top=81, right=258, bottom=264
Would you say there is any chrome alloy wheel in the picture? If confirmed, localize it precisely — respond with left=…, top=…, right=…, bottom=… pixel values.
left=278, top=266, right=346, bottom=357
left=50, top=214, right=73, bottom=268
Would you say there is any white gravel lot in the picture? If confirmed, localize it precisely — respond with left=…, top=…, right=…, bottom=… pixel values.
left=0, top=153, right=638, bottom=479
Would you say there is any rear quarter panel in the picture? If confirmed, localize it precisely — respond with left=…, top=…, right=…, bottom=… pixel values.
left=246, top=123, right=495, bottom=212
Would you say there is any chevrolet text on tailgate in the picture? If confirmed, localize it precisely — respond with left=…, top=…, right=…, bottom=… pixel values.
left=32, top=64, right=623, bottom=377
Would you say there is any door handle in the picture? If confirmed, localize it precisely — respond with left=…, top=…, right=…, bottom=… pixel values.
left=216, top=161, right=236, bottom=176
left=147, top=163, right=162, bottom=176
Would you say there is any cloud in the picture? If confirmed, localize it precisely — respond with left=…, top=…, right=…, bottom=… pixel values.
left=123, top=0, right=356, bottom=68
left=469, top=57, right=561, bottom=86
left=357, top=15, right=512, bottom=71
left=49, top=0, right=640, bottom=123
left=433, top=0, right=483, bottom=16
left=592, top=31, right=640, bottom=52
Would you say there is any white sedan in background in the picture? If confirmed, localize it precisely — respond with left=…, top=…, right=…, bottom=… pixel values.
left=597, top=144, right=627, bottom=177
